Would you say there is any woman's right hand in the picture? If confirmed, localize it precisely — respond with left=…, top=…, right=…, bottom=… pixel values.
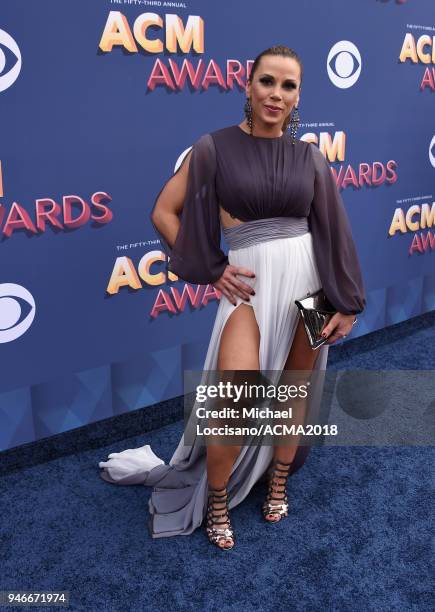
left=213, top=265, right=256, bottom=306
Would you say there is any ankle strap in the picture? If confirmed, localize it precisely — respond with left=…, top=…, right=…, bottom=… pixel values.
left=208, top=493, right=228, bottom=501
left=273, top=459, right=292, bottom=466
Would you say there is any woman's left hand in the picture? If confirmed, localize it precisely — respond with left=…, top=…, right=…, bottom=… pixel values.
left=320, top=312, right=356, bottom=345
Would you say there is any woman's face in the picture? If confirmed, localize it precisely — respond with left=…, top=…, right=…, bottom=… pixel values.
left=246, top=55, right=301, bottom=130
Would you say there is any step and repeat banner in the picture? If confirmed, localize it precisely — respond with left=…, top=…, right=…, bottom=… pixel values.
left=0, top=0, right=433, bottom=451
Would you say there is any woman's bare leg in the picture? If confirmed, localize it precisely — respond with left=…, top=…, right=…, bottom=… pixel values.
left=265, top=317, right=320, bottom=521
left=206, top=302, right=260, bottom=546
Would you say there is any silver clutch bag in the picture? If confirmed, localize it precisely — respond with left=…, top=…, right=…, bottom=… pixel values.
left=295, top=289, right=337, bottom=350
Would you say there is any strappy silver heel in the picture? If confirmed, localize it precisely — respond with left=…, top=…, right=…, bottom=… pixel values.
left=205, top=484, right=235, bottom=550
left=262, top=459, right=292, bottom=523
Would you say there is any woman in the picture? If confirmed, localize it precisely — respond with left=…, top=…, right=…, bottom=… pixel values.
left=99, top=45, right=366, bottom=550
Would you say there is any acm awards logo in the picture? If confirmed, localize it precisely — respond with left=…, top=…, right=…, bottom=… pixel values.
left=107, top=246, right=222, bottom=319
left=99, top=11, right=254, bottom=91
left=399, top=32, right=435, bottom=90
left=301, top=129, right=398, bottom=190
left=0, top=192, right=114, bottom=239
left=388, top=135, right=435, bottom=256
left=0, top=137, right=114, bottom=237
left=389, top=198, right=435, bottom=256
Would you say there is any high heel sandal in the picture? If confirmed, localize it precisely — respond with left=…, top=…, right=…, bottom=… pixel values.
left=262, top=459, right=292, bottom=523
left=205, top=484, right=235, bottom=550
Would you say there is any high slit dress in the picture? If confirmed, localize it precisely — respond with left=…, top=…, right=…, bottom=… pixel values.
left=98, top=125, right=366, bottom=538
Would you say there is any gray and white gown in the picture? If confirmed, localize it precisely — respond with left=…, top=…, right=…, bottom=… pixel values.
left=98, top=125, right=366, bottom=538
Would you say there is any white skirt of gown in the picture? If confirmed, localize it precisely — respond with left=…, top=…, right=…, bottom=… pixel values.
left=98, top=230, right=329, bottom=538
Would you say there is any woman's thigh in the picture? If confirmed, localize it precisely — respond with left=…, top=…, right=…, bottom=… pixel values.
left=206, top=303, right=260, bottom=451
left=217, top=303, right=260, bottom=371
left=283, top=316, right=320, bottom=372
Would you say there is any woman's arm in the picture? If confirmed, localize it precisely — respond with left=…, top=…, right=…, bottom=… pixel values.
left=149, top=134, right=229, bottom=285
left=308, top=143, right=366, bottom=316
left=150, top=149, right=193, bottom=250
left=307, top=143, right=366, bottom=344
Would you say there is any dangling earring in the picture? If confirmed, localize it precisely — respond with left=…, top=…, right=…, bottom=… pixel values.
left=289, top=106, right=300, bottom=145
left=244, top=97, right=253, bottom=135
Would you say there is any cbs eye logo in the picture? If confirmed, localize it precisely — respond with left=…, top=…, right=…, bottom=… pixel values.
left=0, top=29, right=22, bottom=92
left=327, top=41, right=362, bottom=89
left=429, top=135, right=435, bottom=169
left=0, top=283, right=35, bottom=343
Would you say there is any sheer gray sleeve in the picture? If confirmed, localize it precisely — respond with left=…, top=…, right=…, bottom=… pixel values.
left=308, top=143, right=366, bottom=315
left=150, top=133, right=229, bottom=285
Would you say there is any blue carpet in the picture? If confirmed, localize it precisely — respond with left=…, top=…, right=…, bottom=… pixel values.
left=1, top=315, right=434, bottom=612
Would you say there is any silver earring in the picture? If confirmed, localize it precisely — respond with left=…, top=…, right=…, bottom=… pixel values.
left=244, top=97, right=253, bottom=134
left=289, top=106, right=300, bottom=145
